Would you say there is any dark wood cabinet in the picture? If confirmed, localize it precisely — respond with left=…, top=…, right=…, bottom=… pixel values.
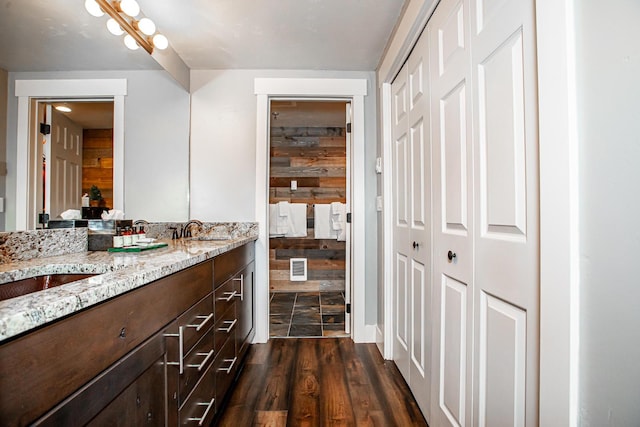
left=212, top=244, right=256, bottom=416
left=0, top=241, right=256, bottom=427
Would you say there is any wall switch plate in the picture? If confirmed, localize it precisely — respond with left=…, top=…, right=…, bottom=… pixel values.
left=376, top=196, right=383, bottom=211
left=0, top=197, right=4, bottom=213
left=291, top=180, right=297, bottom=191
left=375, top=157, right=383, bottom=174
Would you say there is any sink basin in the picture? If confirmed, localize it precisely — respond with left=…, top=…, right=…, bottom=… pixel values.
left=0, top=274, right=97, bottom=301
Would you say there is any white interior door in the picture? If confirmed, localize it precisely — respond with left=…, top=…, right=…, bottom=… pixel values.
left=429, top=0, right=474, bottom=426
left=392, top=61, right=411, bottom=383
left=345, top=102, right=352, bottom=334
left=46, top=107, right=83, bottom=219
left=391, top=30, right=433, bottom=420
left=470, top=0, right=539, bottom=425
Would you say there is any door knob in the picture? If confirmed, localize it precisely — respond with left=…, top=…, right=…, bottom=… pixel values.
left=413, top=241, right=419, bottom=249
left=447, top=250, right=456, bottom=261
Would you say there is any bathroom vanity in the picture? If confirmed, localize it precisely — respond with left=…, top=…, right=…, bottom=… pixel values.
left=0, top=229, right=256, bottom=426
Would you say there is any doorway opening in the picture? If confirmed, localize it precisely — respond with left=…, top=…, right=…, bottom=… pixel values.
left=268, top=99, right=351, bottom=338
left=29, top=99, right=114, bottom=227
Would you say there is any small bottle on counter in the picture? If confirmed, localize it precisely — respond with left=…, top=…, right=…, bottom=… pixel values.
left=138, top=226, right=146, bottom=240
left=122, top=227, right=132, bottom=247
left=113, top=227, right=124, bottom=248
left=131, top=226, right=139, bottom=246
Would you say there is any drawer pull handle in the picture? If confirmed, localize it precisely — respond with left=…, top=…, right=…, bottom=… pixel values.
left=217, top=318, right=237, bottom=333
left=232, top=274, right=244, bottom=300
left=217, top=291, right=237, bottom=302
left=187, top=349, right=214, bottom=371
left=164, top=325, right=186, bottom=374
left=187, top=397, right=215, bottom=426
left=218, top=357, right=237, bottom=374
left=187, top=313, right=214, bottom=332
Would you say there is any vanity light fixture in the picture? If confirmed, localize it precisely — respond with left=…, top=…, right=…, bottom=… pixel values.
left=84, top=0, right=169, bottom=54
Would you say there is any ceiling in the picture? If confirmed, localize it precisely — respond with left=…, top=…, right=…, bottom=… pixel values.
left=49, top=101, right=114, bottom=129
left=271, top=100, right=347, bottom=128
left=0, top=0, right=407, bottom=72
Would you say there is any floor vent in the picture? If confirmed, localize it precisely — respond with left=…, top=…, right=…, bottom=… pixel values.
left=290, top=258, right=308, bottom=281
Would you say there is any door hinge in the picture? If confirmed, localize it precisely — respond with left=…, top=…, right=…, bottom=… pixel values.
left=346, top=212, right=351, bottom=223
left=346, top=122, right=352, bottom=133
left=39, top=123, right=50, bottom=135
left=346, top=303, right=351, bottom=314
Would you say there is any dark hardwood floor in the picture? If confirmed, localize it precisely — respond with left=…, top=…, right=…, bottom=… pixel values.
left=216, top=338, right=428, bottom=426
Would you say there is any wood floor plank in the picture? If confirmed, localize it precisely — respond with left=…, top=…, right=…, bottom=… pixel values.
left=338, top=339, right=385, bottom=425
left=317, top=339, right=355, bottom=426
left=354, top=343, right=427, bottom=426
left=288, top=339, right=320, bottom=426
left=255, top=339, right=298, bottom=412
left=254, top=410, right=288, bottom=427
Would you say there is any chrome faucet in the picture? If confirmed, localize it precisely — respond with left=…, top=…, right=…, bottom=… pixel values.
left=182, top=220, right=203, bottom=238
left=133, top=219, right=149, bottom=226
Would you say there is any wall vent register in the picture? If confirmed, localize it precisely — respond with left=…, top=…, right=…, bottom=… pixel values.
left=290, top=258, right=308, bottom=282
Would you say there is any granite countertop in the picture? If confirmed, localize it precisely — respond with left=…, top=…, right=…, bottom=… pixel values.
left=0, top=234, right=257, bottom=342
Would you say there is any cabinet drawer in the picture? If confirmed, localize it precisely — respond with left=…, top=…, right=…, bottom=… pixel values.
left=214, top=303, right=237, bottom=355
left=213, top=243, right=254, bottom=285
left=178, top=362, right=216, bottom=427
left=214, top=336, right=238, bottom=404
left=165, top=292, right=214, bottom=357
left=214, top=278, right=236, bottom=323
left=168, top=326, right=215, bottom=407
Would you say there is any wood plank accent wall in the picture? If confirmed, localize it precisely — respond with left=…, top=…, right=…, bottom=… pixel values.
left=269, top=127, right=346, bottom=293
left=82, top=129, right=113, bottom=208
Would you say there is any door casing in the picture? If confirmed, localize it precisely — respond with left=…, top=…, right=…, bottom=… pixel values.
left=254, top=78, right=371, bottom=343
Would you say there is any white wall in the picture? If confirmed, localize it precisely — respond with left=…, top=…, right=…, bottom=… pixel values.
left=4, top=70, right=190, bottom=229
left=190, top=69, right=380, bottom=323
left=577, top=1, right=640, bottom=425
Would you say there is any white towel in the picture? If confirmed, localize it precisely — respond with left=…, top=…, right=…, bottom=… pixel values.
left=285, top=203, right=307, bottom=237
left=330, top=202, right=346, bottom=231
left=269, top=203, right=290, bottom=237
left=314, top=204, right=337, bottom=239
left=275, top=201, right=291, bottom=234
left=278, top=201, right=290, bottom=217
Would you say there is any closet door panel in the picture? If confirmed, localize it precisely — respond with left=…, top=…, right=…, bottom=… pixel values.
left=471, top=0, right=539, bottom=425
left=440, top=274, right=468, bottom=427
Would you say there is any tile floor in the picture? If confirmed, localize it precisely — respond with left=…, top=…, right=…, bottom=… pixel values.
left=269, top=291, right=348, bottom=338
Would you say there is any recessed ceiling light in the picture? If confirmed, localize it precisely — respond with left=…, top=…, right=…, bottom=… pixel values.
left=55, top=106, right=72, bottom=113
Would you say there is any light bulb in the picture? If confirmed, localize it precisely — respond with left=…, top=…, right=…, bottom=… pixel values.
left=55, top=106, right=72, bottom=113
left=137, top=18, right=156, bottom=36
left=124, top=34, right=140, bottom=50
left=106, top=18, right=125, bottom=36
left=119, top=0, right=140, bottom=17
left=153, top=34, right=168, bottom=50
left=84, top=0, right=104, bottom=17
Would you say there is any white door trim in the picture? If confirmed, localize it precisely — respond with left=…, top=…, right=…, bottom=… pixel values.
left=536, top=0, right=580, bottom=425
left=379, top=0, right=579, bottom=424
left=14, top=79, right=126, bottom=230
left=254, top=77, right=369, bottom=343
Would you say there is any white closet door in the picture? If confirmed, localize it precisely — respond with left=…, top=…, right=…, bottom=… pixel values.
left=391, top=29, right=433, bottom=420
left=429, top=0, right=474, bottom=426
left=470, top=0, right=539, bottom=425
left=392, top=62, right=411, bottom=384
left=407, top=31, right=432, bottom=419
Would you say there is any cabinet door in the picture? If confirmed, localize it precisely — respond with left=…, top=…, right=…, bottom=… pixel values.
left=236, top=261, right=255, bottom=357
left=88, top=356, right=166, bottom=427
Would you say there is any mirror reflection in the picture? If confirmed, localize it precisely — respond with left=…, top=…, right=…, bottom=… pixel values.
left=31, top=100, right=114, bottom=227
